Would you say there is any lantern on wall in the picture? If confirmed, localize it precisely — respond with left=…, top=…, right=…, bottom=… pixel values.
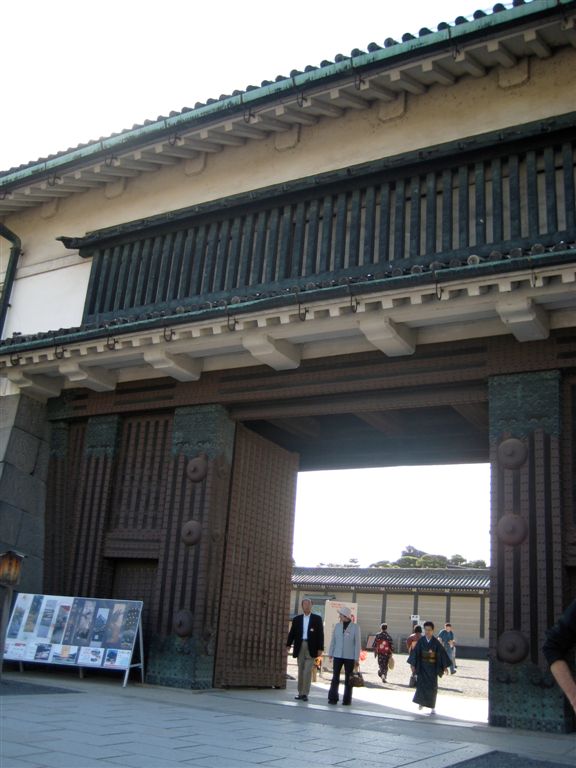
left=0, top=550, right=25, bottom=679
left=0, top=550, right=26, bottom=587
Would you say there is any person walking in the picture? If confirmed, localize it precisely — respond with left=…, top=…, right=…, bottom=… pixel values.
left=438, top=622, right=457, bottom=674
left=372, top=623, right=394, bottom=682
left=408, top=620, right=451, bottom=714
left=406, top=624, right=422, bottom=687
left=286, top=598, right=324, bottom=702
left=543, top=598, right=576, bottom=715
left=327, top=606, right=362, bottom=706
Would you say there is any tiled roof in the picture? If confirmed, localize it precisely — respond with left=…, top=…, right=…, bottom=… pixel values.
left=292, top=567, right=490, bottom=592
left=0, top=0, right=564, bottom=179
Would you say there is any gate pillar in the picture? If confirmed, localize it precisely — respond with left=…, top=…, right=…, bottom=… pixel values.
left=488, top=371, right=569, bottom=732
left=146, top=404, right=236, bottom=688
left=0, top=393, right=50, bottom=593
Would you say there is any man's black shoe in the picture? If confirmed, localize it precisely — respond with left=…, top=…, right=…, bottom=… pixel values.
left=301, top=695, right=308, bottom=701
left=294, top=694, right=304, bottom=700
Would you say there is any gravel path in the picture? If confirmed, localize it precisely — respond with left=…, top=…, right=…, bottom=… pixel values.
left=289, top=653, right=488, bottom=700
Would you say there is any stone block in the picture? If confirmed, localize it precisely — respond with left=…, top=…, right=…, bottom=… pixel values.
left=0, top=462, right=46, bottom=516
left=34, top=440, right=51, bottom=481
left=16, top=510, right=45, bottom=559
left=18, top=554, right=44, bottom=594
left=0, top=502, right=24, bottom=544
left=13, top=395, right=48, bottom=440
left=0, top=395, right=20, bottom=429
left=0, top=427, right=9, bottom=462
left=2, top=427, right=41, bottom=475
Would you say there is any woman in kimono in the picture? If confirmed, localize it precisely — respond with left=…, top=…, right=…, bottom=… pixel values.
left=328, top=606, right=362, bottom=705
left=407, top=620, right=451, bottom=714
left=372, top=623, right=394, bottom=682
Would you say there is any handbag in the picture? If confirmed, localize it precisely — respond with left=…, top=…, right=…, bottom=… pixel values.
left=388, top=655, right=395, bottom=670
left=350, top=670, right=364, bottom=687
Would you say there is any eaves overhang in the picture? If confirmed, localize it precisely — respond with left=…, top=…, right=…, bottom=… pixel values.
left=1, top=247, right=575, bottom=356
left=1, top=249, right=575, bottom=400
left=1, top=0, right=575, bottom=216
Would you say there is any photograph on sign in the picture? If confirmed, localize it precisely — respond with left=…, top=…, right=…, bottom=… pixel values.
left=4, top=593, right=143, bottom=671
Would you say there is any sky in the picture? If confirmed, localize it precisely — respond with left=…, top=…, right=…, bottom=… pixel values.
left=2, top=0, right=499, bottom=172
left=293, top=464, right=491, bottom=567
left=5, top=1, right=495, bottom=565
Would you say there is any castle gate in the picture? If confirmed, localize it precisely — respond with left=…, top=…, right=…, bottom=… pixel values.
left=1, top=2, right=575, bottom=733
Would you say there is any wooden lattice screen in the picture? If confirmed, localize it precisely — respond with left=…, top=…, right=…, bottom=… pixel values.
left=82, top=130, right=575, bottom=325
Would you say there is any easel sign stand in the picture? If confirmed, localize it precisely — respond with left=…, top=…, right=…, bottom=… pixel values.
left=3, top=593, right=145, bottom=687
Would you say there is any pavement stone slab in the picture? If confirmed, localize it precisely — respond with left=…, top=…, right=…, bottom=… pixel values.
left=1, top=671, right=575, bottom=768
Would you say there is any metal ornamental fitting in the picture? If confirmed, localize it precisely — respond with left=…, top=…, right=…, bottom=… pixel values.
left=181, top=520, right=202, bottom=546
left=52, top=335, right=66, bottom=360
left=497, top=630, right=529, bottom=664
left=173, top=609, right=194, bottom=638
left=186, top=453, right=208, bottom=482
left=498, top=438, right=528, bottom=469
left=496, top=514, right=528, bottom=546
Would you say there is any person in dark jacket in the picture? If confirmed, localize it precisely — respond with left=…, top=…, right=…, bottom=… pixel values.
left=408, top=620, right=451, bottom=714
left=542, top=598, right=576, bottom=716
left=286, top=598, right=324, bottom=702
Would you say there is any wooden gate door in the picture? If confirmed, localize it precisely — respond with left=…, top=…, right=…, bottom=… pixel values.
left=214, top=424, right=299, bottom=687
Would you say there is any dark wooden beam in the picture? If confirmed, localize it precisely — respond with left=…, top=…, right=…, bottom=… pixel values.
left=356, top=411, right=405, bottom=435
left=452, top=403, right=489, bottom=431
left=268, top=417, right=322, bottom=439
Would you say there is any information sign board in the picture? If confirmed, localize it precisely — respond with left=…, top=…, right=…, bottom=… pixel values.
left=4, top=593, right=144, bottom=685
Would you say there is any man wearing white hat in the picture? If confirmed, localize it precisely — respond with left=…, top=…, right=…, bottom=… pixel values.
left=328, top=606, right=362, bottom=705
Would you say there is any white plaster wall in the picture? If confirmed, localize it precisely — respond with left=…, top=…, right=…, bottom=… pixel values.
left=3, top=260, right=91, bottom=338
left=1, top=49, right=573, bottom=338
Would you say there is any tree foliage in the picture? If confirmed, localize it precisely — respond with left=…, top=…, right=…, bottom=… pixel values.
left=369, top=546, right=488, bottom=569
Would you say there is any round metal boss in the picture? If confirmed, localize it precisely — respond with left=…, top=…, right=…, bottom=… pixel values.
left=496, top=514, right=528, bottom=546
left=173, top=609, right=194, bottom=637
left=181, top=520, right=202, bottom=546
left=498, top=438, right=528, bottom=469
left=497, top=630, right=529, bottom=663
left=186, top=453, right=208, bottom=482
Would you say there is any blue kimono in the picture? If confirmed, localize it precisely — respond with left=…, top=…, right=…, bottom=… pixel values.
left=407, top=635, right=451, bottom=709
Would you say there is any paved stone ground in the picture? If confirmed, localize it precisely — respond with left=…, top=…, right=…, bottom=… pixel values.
left=0, top=679, right=80, bottom=696
left=451, top=753, right=569, bottom=768
left=1, top=663, right=574, bottom=768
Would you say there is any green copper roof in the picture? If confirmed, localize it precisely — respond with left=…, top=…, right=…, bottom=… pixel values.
left=1, top=0, right=573, bottom=186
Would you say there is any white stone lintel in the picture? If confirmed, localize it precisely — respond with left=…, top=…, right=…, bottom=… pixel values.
left=143, top=350, right=203, bottom=381
left=358, top=315, right=416, bottom=356
left=58, top=362, right=117, bottom=392
left=6, top=370, right=63, bottom=399
left=242, top=333, right=301, bottom=370
left=496, top=298, right=549, bottom=342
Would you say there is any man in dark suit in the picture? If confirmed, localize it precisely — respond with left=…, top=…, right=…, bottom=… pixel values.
left=287, top=598, right=324, bottom=701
